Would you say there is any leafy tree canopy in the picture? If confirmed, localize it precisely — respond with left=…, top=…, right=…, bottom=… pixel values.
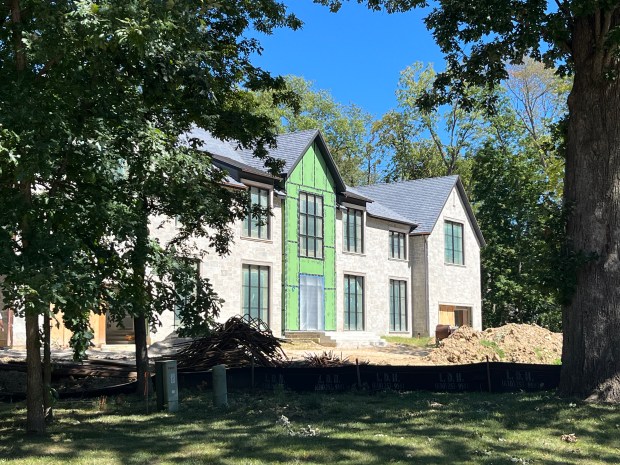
left=1, top=0, right=302, bottom=432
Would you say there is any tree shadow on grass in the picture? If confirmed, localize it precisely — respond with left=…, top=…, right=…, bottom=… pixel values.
left=0, top=390, right=618, bottom=464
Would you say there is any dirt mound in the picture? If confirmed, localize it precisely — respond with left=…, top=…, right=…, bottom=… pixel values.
left=426, top=323, right=562, bottom=364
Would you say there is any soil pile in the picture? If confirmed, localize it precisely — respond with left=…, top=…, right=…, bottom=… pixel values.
left=426, top=323, right=562, bottom=364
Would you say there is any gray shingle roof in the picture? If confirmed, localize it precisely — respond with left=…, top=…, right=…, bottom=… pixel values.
left=185, top=127, right=242, bottom=161
left=353, top=176, right=485, bottom=246
left=345, top=186, right=415, bottom=227
left=235, top=129, right=319, bottom=174
left=186, top=128, right=345, bottom=191
left=185, top=127, right=279, bottom=178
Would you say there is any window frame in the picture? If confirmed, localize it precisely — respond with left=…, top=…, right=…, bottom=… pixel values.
left=344, top=274, right=365, bottom=331
left=389, top=231, right=407, bottom=260
left=444, top=220, right=465, bottom=265
left=344, top=207, right=364, bottom=254
left=242, top=185, right=271, bottom=240
left=242, top=264, right=270, bottom=323
left=389, top=279, right=408, bottom=332
left=299, top=192, right=324, bottom=260
left=173, top=258, right=201, bottom=330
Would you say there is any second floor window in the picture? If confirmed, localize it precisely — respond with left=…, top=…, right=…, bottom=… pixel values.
left=445, top=221, right=464, bottom=265
left=389, top=231, right=406, bottom=260
left=299, top=192, right=324, bottom=259
left=344, top=208, right=363, bottom=253
left=243, top=186, right=270, bottom=239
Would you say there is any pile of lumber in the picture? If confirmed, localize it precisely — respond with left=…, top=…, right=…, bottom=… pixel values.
left=174, top=316, right=288, bottom=371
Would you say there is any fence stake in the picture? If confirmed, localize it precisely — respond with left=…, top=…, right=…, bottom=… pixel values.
left=145, top=372, right=150, bottom=414
left=485, top=356, right=492, bottom=392
left=356, top=358, right=361, bottom=389
left=251, top=358, right=255, bottom=390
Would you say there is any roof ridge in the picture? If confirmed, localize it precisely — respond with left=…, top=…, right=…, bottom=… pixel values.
left=276, top=128, right=319, bottom=136
left=360, top=175, right=459, bottom=189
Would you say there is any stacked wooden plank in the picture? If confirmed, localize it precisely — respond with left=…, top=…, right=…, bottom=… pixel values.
left=174, top=316, right=288, bottom=371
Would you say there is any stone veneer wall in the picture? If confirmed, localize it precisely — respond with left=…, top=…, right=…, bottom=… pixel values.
left=410, top=235, right=429, bottom=337
left=426, top=186, right=482, bottom=335
left=335, top=207, right=412, bottom=335
left=150, top=188, right=283, bottom=341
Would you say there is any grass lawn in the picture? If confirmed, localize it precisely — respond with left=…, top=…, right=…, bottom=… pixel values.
left=381, top=335, right=434, bottom=347
left=0, top=389, right=618, bottom=465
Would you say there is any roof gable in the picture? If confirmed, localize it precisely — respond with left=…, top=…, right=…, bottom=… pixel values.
left=353, top=176, right=485, bottom=246
left=186, top=128, right=346, bottom=192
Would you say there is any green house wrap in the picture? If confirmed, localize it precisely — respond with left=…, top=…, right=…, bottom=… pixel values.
left=283, top=142, right=337, bottom=331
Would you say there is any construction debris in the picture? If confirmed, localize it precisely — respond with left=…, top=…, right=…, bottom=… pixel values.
left=300, top=351, right=369, bottom=367
left=174, top=316, right=288, bottom=371
left=561, top=433, right=578, bottom=443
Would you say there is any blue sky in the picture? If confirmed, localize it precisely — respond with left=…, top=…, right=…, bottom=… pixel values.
left=251, top=1, right=444, bottom=119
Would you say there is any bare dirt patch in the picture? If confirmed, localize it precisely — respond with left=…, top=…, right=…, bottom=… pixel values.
left=426, top=323, right=562, bottom=365
left=282, top=340, right=434, bottom=366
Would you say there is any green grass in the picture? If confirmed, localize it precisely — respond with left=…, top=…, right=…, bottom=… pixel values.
left=382, top=335, right=434, bottom=347
left=480, top=339, right=506, bottom=359
left=1, top=389, right=619, bottom=464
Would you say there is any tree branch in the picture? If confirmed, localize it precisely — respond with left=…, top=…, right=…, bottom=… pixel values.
left=554, top=0, right=573, bottom=24
left=36, top=57, right=60, bottom=80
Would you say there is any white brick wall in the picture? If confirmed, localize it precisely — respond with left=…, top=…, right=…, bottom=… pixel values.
left=6, top=183, right=483, bottom=345
left=426, top=186, right=482, bottom=335
left=335, top=207, right=412, bottom=336
left=410, top=235, right=428, bottom=337
left=150, top=188, right=283, bottom=341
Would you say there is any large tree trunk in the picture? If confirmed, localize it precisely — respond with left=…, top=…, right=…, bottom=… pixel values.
left=11, top=0, right=46, bottom=433
left=560, top=17, right=620, bottom=402
left=25, top=312, right=45, bottom=433
left=133, top=196, right=151, bottom=398
left=134, top=315, right=150, bottom=398
left=43, top=311, right=53, bottom=423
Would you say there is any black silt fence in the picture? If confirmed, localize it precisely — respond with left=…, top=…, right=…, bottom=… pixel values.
left=176, top=362, right=561, bottom=394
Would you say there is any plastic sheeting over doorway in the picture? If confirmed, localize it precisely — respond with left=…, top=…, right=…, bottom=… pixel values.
left=299, top=274, right=324, bottom=331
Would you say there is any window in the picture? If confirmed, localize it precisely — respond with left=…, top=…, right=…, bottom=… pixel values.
left=344, top=208, right=363, bottom=253
left=173, top=259, right=201, bottom=330
left=444, top=221, right=464, bottom=265
left=389, top=231, right=406, bottom=260
left=242, top=264, right=269, bottom=322
left=389, top=280, right=407, bottom=332
left=344, top=275, right=364, bottom=331
left=299, top=192, right=324, bottom=259
left=243, top=186, right=270, bottom=239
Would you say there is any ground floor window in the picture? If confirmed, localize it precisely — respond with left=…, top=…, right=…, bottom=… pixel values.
left=242, top=264, right=270, bottom=322
left=173, top=259, right=201, bottom=330
left=389, top=280, right=407, bottom=332
left=439, top=304, right=472, bottom=326
left=344, top=274, right=364, bottom=331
